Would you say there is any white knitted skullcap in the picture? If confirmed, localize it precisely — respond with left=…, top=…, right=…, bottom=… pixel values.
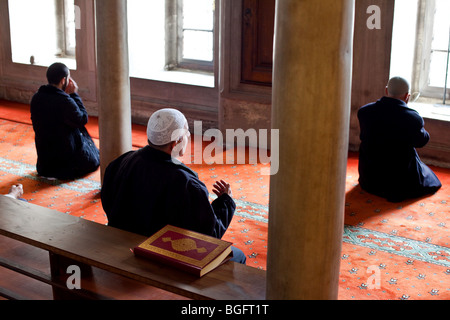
left=147, top=109, right=188, bottom=146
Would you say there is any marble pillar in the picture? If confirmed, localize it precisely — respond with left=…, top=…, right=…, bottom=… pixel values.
left=267, top=0, right=355, bottom=299
left=95, top=0, right=133, bottom=182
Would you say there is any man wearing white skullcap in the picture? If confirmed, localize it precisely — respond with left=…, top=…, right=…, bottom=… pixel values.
left=101, top=109, right=246, bottom=264
left=147, top=109, right=187, bottom=145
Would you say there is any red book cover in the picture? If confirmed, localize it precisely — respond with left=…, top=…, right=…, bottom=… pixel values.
left=133, top=225, right=233, bottom=277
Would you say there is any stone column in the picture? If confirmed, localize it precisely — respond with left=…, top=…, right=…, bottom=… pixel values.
left=267, top=0, right=355, bottom=300
left=95, top=0, right=133, bottom=182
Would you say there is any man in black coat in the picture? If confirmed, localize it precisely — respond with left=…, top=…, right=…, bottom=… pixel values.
left=101, top=108, right=246, bottom=264
left=358, top=77, right=442, bottom=202
left=30, top=63, right=100, bottom=180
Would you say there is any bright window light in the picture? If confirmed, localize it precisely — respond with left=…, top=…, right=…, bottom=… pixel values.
left=182, top=0, right=214, bottom=62
left=8, top=0, right=77, bottom=69
left=428, top=0, right=450, bottom=88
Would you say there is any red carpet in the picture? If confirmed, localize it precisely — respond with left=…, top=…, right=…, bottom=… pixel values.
left=341, top=154, right=450, bottom=299
left=0, top=99, right=449, bottom=300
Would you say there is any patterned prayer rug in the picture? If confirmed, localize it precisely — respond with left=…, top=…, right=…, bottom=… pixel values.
left=0, top=100, right=449, bottom=300
left=340, top=154, right=450, bottom=300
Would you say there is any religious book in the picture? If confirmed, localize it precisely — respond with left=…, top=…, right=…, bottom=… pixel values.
left=133, top=225, right=233, bottom=277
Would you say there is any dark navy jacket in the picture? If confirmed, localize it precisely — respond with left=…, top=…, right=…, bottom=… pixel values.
left=30, top=85, right=100, bottom=180
left=101, top=146, right=236, bottom=238
left=358, top=97, right=441, bottom=202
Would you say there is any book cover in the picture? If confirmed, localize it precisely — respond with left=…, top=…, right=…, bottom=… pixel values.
left=133, top=225, right=233, bottom=277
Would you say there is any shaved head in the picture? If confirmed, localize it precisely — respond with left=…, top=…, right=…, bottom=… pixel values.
left=387, top=77, right=410, bottom=98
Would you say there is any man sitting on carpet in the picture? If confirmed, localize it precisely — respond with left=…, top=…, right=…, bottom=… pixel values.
left=358, top=76, right=442, bottom=202
left=101, top=108, right=246, bottom=264
left=30, top=63, right=100, bottom=180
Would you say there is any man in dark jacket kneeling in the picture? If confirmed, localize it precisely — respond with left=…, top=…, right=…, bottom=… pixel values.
left=30, top=63, right=100, bottom=180
left=358, top=77, right=442, bottom=202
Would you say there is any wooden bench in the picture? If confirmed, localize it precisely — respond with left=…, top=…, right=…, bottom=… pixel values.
left=0, top=195, right=266, bottom=300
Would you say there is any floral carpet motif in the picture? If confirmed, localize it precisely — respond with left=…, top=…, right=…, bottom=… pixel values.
left=0, top=100, right=449, bottom=300
left=340, top=154, right=450, bottom=300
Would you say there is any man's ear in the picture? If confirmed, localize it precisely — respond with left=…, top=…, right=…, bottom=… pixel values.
left=60, top=76, right=68, bottom=89
left=169, top=140, right=178, bottom=151
left=404, top=93, right=411, bottom=104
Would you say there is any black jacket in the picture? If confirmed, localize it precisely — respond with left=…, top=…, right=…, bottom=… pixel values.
left=358, top=97, right=441, bottom=202
left=30, top=85, right=100, bottom=180
left=101, top=146, right=236, bottom=238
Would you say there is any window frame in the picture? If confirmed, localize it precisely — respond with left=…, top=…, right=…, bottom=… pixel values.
left=165, top=0, right=215, bottom=74
left=412, top=0, right=450, bottom=102
left=8, top=0, right=77, bottom=66
left=0, top=0, right=97, bottom=102
left=62, top=0, right=77, bottom=58
left=55, top=0, right=77, bottom=59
